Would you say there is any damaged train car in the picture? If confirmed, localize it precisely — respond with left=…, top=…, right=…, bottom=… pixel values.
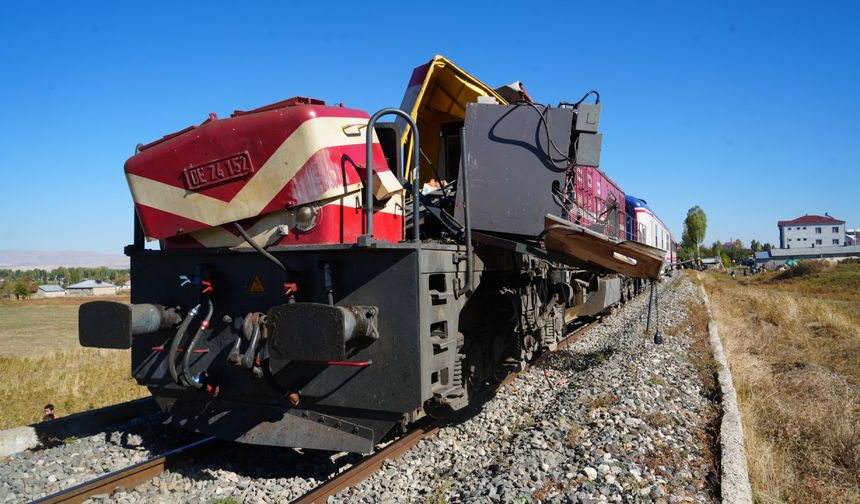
left=79, top=55, right=674, bottom=453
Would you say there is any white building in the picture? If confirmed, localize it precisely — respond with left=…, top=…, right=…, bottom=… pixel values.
left=66, top=280, right=117, bottom=297
left=35, top=285, right=65, bottom=298
left=754, top=245, right=860, bottom=269
left=778, top=214, right=846, bottom=249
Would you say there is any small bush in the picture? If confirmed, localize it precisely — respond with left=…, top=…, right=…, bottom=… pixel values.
left=647, top=374, right=667, bottom=386
left=644, top=411, right=672, bottom=428
left=424, top=479, right=451, bottom=504
left=211, top=498, right=238, bottom=504
left=565, top=422, right=583, bottom=447
left=532, top=480, right=564, bottom=501
left=773, top=260, right=831, bottom=281
left=586, top=394, right=619, bottom=410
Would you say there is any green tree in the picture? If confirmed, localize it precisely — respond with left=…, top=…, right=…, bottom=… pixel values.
left=52, top=266, right=69, bottom=286
left=730, top=239, right=746, bottom=262
left=0, top=280, right=12, bottom=299
left=710, top=240, right=723, bottom=258
left=13, top=281, right=29, bottom=300
left=678, top=243, right=697, bottom=261
left=68, top=268, right=83, bottom=284
left=750, top=240, right=762, bottom=252
left=114, top=272, right=129, bottom=286
left=681, top=206, right=707, bottom=261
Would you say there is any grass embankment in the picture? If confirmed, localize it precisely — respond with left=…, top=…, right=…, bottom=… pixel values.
left=0, top=295, right=147, bottom=429
left=702, top=261, right=860, bottom=502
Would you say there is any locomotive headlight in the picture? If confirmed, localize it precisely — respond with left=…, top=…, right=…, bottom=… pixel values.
left=292, top=204, right=319, bottom=232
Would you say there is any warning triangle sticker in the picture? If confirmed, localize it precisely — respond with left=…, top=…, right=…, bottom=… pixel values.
left=248, top=274, right=266, bottom=293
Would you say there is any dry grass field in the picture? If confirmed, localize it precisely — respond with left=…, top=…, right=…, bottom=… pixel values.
left=701, top=261, right=860, bottom=503
left=0, top=295, right=147, bottom=429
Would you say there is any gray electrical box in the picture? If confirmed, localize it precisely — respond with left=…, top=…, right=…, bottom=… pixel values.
left=574, top=132, right=602, bottom=167
left=575, top=103, right=601, bottom=133
left=455, top=102, right=574, bottom=238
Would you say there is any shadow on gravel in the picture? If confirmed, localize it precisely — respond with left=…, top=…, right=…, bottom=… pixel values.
left=534, top=347, right=617, bottom=372
left=29, top=398, right=162, bottom=451
left=33, top=412, right=199, bottom=455
left=164, top=439, right=366, bottom=484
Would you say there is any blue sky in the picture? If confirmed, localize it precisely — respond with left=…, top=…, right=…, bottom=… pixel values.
left=0, top=1, right=857, bottom=253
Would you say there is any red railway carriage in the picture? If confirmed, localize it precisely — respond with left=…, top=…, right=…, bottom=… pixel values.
left=571, top=165, right=626, bottom=240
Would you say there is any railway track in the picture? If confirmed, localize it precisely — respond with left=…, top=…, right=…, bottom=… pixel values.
left=292, top=317, right=601, bottom=503
left=24, top=317, right=601, bottom=504
left=29, top=436, right=216, bottom=504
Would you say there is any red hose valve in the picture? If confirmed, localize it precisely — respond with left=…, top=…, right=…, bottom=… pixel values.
left=283, top=282, right=298, bottom=296
left=201, top=280, right=213, bottom=294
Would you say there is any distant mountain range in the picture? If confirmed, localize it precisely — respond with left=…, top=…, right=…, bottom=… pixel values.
left=0, top=250, right=129, bottom=270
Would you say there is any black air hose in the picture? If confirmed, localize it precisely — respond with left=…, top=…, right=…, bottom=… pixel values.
left=181, top=298, right=214, bottom=389
left=233, top=222, right=290, bottom=275
left=242, top=322, right=261, bottom=369
left=168, top=303, right=201, bottom=386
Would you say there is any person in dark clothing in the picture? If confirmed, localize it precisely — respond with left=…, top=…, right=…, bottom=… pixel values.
left=43, top=404, right=56, bottom=421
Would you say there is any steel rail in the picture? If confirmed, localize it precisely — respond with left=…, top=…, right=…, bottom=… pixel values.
left=30, top=436, right=216, bottom=504
left=292, top=317, right=602, bottom=504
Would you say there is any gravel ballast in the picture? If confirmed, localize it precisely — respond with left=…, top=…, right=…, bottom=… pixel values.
left=332, top=272, right=719, bottom=503
left=1, top=272, right=720, bottom=503
left=0, top=414, right=199, bottom=503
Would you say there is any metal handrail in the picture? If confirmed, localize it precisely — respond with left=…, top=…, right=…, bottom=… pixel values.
left=360, top=108, right=421, bottom=245
left=455, top=127, right=473, bottom=297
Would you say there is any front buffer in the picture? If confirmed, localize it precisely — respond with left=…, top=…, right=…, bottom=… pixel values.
left=80, top=243, right=439, bottom=453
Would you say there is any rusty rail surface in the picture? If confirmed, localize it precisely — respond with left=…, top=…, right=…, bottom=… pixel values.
left=30, top=436, right=216, bottom=504
left=293, top=318, right=600, bottom=504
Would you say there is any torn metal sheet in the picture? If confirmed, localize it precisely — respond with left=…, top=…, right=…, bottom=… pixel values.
left=397, top=55, right=507, bottom=186
left=543, top=215, right=666, bottom=279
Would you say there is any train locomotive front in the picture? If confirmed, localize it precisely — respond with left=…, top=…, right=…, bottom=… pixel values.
left=79, top=56, right=668, bottom=453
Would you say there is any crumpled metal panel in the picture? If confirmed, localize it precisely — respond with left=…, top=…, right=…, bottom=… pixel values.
left=543, top=215, right=666, bottom=279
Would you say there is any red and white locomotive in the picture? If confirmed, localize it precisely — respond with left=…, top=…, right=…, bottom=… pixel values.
left=79, top=56, right=671, bottom=452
